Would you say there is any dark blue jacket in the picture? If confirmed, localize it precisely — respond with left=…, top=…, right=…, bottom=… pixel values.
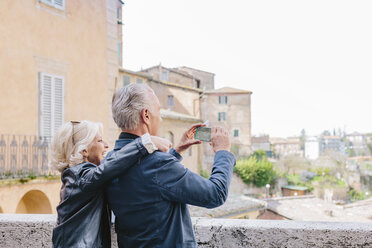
left=106, top=136, right=236, bottom=248
left=52, top=138, right=148, bottom=248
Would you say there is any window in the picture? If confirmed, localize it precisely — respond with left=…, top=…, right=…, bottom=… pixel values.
left=39, top=73, right=64, bottom=137
left=234, top=129, right=239, bottom=137
left=188, top=147, right=192, bottom=156
left=218, top=112, right=226, bottom=121
left=39, top=0, right=65, bottom=10
left=167, top=95, right=174, bottom=107
left=117, top=7, right=120, bottom=19
left=117, top=43, right=121, bottom=63
left=219, top=95, right=228, bottom=104
left=123, top=76, right=130, bottom=86
left=196, top=79, right=201, bottom=88
left=136, top=78, right=143, bottom=84
left=161, top=71, right=168, bottom=81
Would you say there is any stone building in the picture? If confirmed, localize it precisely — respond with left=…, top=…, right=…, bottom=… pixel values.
left=139, top=65, right=252, bottom=167
left=270, top=137, right=303, bottom=159
left=201, top=87, right=252, bottom=162
left=0, top=0, right=124, bottom=213
left=0, top=0, right=123, bottom=140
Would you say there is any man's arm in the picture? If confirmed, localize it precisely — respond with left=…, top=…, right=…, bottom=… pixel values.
left=78, top=134, right=171, bottom=192
left=154, top=127, right=235, bottom=208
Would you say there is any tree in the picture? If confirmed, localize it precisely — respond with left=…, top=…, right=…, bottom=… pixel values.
left=234, top=155, right=276, bottom=188
left=252, top=150, right=267, bottom=161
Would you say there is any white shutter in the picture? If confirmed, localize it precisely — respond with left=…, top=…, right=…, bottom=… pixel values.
left=53, top=76, right=64, bottom=135
left=40, top=73, right=52, bottom=137
left=40, top=0, right=52, bottom=4
left=53, top=0, right=65, bottom=10
left=40, top=73, right=64, bottom=137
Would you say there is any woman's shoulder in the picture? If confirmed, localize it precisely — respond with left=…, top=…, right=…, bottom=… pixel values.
left=63, top=162, right=96, bottom=178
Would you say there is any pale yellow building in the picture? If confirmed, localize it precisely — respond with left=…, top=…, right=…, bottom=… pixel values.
left=0, top=0, right=122, bottom=139
left=0, top=0, right=123, bottom=213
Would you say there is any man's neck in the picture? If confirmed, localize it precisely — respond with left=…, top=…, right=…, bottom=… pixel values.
left=121, top=125, right=149, bottom=137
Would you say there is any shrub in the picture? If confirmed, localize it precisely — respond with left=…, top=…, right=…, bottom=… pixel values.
left=234, top=156, right=276, bottom=188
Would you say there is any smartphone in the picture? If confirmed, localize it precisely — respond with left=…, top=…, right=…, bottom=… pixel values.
left=194, top=127, right=211, bottom=142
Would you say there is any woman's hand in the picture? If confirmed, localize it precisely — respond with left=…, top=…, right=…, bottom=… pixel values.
left=174, top=123, right=205, bottom=154
left=150, top=136, right=172, bottom=153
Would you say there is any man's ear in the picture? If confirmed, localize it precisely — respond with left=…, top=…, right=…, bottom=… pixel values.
left=141, top=108, right=151, bottom=125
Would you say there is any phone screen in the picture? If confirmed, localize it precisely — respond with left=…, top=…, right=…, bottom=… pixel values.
left=194, top=127, right=211, bottom=142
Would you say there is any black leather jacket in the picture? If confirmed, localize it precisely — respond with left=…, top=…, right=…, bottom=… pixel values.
left=52, top=138, right=148, bottom=248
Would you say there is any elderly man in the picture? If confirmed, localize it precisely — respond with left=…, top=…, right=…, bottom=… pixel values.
left=106, top=84, right=235, bottom=248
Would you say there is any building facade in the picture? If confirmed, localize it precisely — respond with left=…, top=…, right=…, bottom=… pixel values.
left=0, top=0, right=123, bottom=175
left=137, top=66, right=252, bottom=168
left=270, top=137, right=303, bottom=159
left=202, top=87, right=252, bottom=158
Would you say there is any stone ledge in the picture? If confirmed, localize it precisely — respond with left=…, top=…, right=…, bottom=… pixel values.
left=1, top=214, right=372, bottom=247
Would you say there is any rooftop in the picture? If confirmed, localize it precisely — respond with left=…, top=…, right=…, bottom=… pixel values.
left=189, top=194, right=266, bottom=218
left=160, top=109, right=201, bottom=122
left=206, top=87, right=252, bottom=94
left=175, top=66, right=215, bottom=75
left=118, top=67, right=203, bottom=93
left=266, top=195, right=372, bottom=223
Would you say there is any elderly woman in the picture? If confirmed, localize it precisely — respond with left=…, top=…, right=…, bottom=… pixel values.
left=51, top=120, right=170, bottom=248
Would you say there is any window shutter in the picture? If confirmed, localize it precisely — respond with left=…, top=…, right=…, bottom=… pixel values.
left=40, top=73, right=52, bottom=137
left=40, top=0, right=52, bottom=4
left=123, top=76, right=130, bottom=86
left=39, top=73, right=64, bottom=138
left=218, top=112, right=221, bottom=121
left=53, top=76, right=64, bottom=135
left=219, top=96, right=221, bottom=104
left=53, top=0, right=65, bottom=10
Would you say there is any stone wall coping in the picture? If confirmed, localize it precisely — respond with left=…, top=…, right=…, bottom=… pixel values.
left=1, top=214, right=372, bottom=247
left=0, top=214, right=56, bottom=223
left=193, top=217, right=372, bottom=231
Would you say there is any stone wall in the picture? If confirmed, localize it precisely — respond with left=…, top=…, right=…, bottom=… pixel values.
left=1, top=214, right=372, bottom=247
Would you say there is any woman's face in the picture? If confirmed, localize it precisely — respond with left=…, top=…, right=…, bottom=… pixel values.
left=87, top=133, right=108, bottom=166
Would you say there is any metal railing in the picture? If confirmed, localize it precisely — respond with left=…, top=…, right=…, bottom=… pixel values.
left=0, top=134, right=56, bottom=179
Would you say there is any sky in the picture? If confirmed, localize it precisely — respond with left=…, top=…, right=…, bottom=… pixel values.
left=121, top=0, right=372, bottom=137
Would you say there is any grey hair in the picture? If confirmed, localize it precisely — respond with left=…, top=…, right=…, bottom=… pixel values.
left=112, top=84, right=154, bottom=130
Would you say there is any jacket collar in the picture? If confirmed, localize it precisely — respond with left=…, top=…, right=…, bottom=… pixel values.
left=114, top=132, right=140, bottom=151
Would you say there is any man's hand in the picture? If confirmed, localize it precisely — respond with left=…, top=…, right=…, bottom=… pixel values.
left=174, top=123, right=205, bottom=154
left=151, top=136, right=172, bottom=153
left=211, top=127, right=231, bottom=153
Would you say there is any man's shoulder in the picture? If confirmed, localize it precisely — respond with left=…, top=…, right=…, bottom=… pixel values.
left=144, top=150, right=177, bottom=161
left=141, top=151, right=180, bottom=168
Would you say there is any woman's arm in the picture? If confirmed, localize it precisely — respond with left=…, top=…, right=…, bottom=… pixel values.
left=78, top=134, right=171, bottom=192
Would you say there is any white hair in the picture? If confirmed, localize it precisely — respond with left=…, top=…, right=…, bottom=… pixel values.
left=112, top=84, right=154, bottom=130
left=50, top=120, right=103, bottom=172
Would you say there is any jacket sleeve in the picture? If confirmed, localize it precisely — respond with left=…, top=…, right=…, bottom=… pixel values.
left=153, top=150, right=236, bottom=208
left=78, top=138, right=148, bottom=192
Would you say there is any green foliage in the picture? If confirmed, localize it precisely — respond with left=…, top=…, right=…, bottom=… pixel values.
left=360, top=162, right=372, bottom=171
left=310, top=167, right=331, bottom=176
left=199, top=168, right=210, bottom=179
left=349, top=188, right=365, bottom=202
left=286, top=174, right=314, bottom=192
left=251, top=150, right=267, bottom=161
left=234, top=156, right=276, bottom=188
left=346, top=148, right=356, bottom=157
left=368, top=143, right=372, bottom=155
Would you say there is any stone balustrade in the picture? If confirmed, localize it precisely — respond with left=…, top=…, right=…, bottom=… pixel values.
left=1, top=214, right=371, bottom=247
